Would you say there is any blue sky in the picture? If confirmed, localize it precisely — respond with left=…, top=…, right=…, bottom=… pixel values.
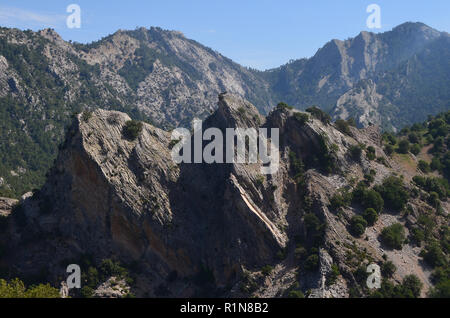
left=0, top=0, right=449, bottom=70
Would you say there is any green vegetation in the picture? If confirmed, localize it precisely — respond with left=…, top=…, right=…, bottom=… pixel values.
left=304, top=254, right=319, bottom=271
left=371, top=275, right=422, bottom=298
left=397, top=140, right=410, bottom=154
left=287, top=289, right=305, bottom=298
left=276, top=102, right=293, bottom=111
left=410, top=143, right=421, bottom=155
left=381, top=261, right=396, bottom=278
left=381, top=223, right=406, bottom=250
left=288, top=151, right=305, bottom=186
left=261, top=265, right=274, bottom=276
left=326, top=264, right=340, bottom=286
left=352, top=184, right=384, bottom=213
left=81, top=111, right=93, bottom=123
left=348, top=144, right=363, bottom=161
left=418, top=160, right=431, bottom=173
left=122, top=120, right=143, bottom=141
left=293, top=112, right=310, bottom=125
left=314, top=134, right=337, bottom=174
left=429, top=266, right=450, bottom=297
left=374, top=176, right=409, bottom=212
left=329, top=189, right=352, bottom=211
left=0, top=278, right=60, bottom=298
left=303, top=213, right=326, bottom=247
left=305, top=106, right=331, bottom=124
left=421, top=243, right=446, bottom=268
left=0, top=35, right=153, bottom=198
left=384, top=144, right=395, bottom=156
left=362, top=208, right=378, bottom=226
left=350, top=215, right=368, bottom=237
left=335, top=119, right=352, bottom=135
left=366, top=146, right=376, bottom=161
left=412, top=176, right=449, bottom=200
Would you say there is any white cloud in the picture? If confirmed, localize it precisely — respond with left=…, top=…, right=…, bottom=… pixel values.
left=0, top=6, right=66, bottom=28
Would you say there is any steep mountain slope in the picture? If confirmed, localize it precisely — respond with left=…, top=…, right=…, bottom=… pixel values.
left=1, top=94, right=448, bottom=298
left=266, top=22, right=444, bottom=109
left=0, top=22, right=449, bottom=199
left=332, top=34, right=450, bottom=130
left=0, top=26, right=274, bottom=197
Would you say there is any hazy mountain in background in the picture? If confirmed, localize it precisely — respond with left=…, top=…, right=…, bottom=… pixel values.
left=265, top=22, right=450, bottom=130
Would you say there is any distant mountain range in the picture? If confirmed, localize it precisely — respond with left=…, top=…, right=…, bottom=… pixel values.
left=0, top=22, right=449, bottom=196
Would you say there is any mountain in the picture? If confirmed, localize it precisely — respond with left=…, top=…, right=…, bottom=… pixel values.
left=265, top=22, right=449, bottom=130
left=0, top=22, right=449, bottom=198
left=1, top=94, right=448, bottom=298
left=0, top=26, right=274, bottom=197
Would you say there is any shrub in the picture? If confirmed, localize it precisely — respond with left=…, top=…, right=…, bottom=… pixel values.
left=410, top=227, right=425, bottom=245
left=99, top=259, right=128, bottom=279
left=363, top=208, right=378, bottom=226
left=428, top=266, right=450, bottom=297
left=397, top=139, right=410, bottom=154
left=335, top=119, right=352, bottom=135
left=303, top=213, right=326, bottom=247
left=294, top=112, right=310, bottom=125
left=366, top=146, right=376, bottom=160
left=360, top=188, right=384, bottom=213
left=0, top=278, right=60, bottom=298
left=428, top=192, right=440, bottom=208
left=277, top=102, right=293, bottom=110
left=381, top=223, right=405, bottom=250
left=410, top=144, right=421, bottom=155
left=375, top=176, right=409, bottom=212
left=429, top=279, right=450, bottom=298
left=304, top=254, right=319, bottom=271
left=80, top=286, right=94, bottom=298
left=384, top=144, right=394, bottom=156
left=255, top=175, right=265, bottom=186
left=422, top=243, right=446, bottom=268
left=418, top=160, right=430, bottom=173
left=381, top=261, right=396, bottom=278
left=348, top=145, right=363, bottom=161
left=81, top=110, right=92, bottom=122
left=353, top=266, right=368, bottom=285
left=326, top=264, right=340, bottom=286
left=261, top=265, right=274, bottom=276
left=305, top=106, right=331, bottom=124
left=329, top=190, right=352, bottom=211
left=123, top=120, right=143, bottom=141
left=401, top=275, right=423, bottom=298
left=412, top=176, right=449, bottom=199
left=350, top=215, right=367, bottom=237
left=288, top=290, right=305, bottom=298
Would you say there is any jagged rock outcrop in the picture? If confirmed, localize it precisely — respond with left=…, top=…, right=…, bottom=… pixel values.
left=2, top=94, right=446, bottom=297
left=0, top=197, right=17, bottom=216
left=1, top=22, right=449, bottom=198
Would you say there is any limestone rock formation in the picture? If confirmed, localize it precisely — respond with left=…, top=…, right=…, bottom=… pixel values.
left=2, top=93, right=444, bottom=298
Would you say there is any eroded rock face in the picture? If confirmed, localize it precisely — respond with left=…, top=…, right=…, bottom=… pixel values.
left=0, top=197, right=17, bottom=216
left=3, top=94, right=443, bottom=297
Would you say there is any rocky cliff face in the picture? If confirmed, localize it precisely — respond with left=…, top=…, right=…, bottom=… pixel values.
left=3, top=94, right=445, bottom=297
left=1, top=22, right=449, bottom=197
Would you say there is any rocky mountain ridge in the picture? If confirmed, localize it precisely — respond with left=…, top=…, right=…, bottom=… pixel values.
left=1, top=22, right=449, bottom=198
left=1, top=94, right=447, bottom=298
